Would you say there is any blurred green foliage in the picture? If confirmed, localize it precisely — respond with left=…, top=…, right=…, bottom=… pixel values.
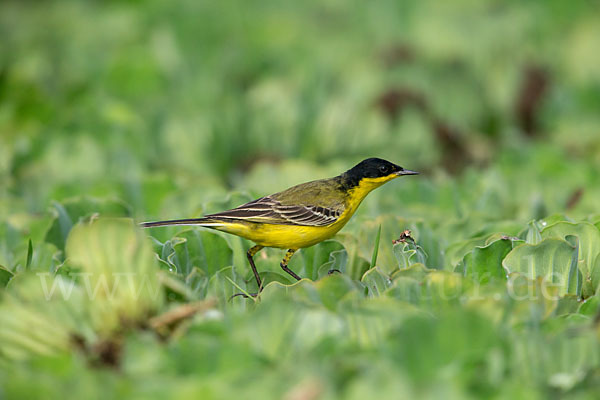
left=1, top=0, right=600, bottom=398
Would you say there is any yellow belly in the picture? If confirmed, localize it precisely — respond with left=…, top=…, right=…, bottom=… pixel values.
left=213, top=221, right=346, bottom=249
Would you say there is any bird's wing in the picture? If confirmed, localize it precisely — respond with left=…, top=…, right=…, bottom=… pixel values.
left=204, top=196, right=343, bottom=226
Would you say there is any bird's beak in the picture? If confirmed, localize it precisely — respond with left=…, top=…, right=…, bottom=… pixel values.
left=396, top=169, right=419, bottom=176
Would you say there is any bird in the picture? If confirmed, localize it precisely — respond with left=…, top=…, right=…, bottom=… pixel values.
left=141, top=158, right=418, bottom=295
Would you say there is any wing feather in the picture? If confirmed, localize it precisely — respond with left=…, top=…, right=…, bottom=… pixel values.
left=204, top=196, right=342, bottom=226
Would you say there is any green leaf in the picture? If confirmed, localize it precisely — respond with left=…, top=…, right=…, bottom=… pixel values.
left=385, top=277, right=422, bottom=304
left=421, top=271, right=468, bottom=309
left=540, top=221, right=600, bottom=290
left=555, top=295, right=581, bottom=316
left=410, top=222, right=445, bottom=269
left=225, top=276, right=256, bottom=303
left=392, top=240, right=427, bottom=270
left=66, top=218, right=163, bottom=333
left=45, top=197, right=131, bottom=253
left=300, top=240, right=345, bottom=281
left=445, top=236, right=487, bottom=267
left=521, top=220, right=542, bottom=245
left=390, top=263, right=430, bottom=282
left=158, top=271, right=198, bottom=302
left=25, top=239, right=33, bottom=271
left=10, top=241, right=62, bottom=274
left=541, top=214, right=573, bottom=226
left=207, top=266, right=244, bottom=303
left=259, top=271, right=295, bottom=286
left=333, top=233, right=370, bottom=280
left=578, top=295, right=600, bottom=316
left=591, top=253, right=600, bottom=295
left=387, top=265, right=442, bottom=304
left=314, top=274, right=359, bottom=311
left=341, top=216, right=413, bottom=276
left=161, top=229, right=233, bottom=277
left=361, top=267, right=391, bottom=297
left=317, top=249, right=348, bottom=279
left=503, top=238, right=581, bottom=297
left=0, top=265, right=13, bottom=287
left=0, top=272, right=94, bottom=361
left=455, top=238, right=517, bottom=283
left=370, top=225, right=382, bottom=268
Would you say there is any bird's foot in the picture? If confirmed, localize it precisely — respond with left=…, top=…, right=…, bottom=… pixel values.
left=327, top=269, right=342, bottom=275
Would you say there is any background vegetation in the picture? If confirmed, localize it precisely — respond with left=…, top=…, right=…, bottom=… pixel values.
left=1, top=0, right=600, bottom=398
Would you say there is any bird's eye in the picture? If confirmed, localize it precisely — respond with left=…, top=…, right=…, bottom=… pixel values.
left=379, top=165, right=389, bottom=174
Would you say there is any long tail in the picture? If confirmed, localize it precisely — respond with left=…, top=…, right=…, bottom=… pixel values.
left=140, top=217, right=226, bottom=228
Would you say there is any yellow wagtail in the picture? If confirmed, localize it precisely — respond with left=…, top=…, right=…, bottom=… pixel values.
left=142, top=158, right=418, bottom=293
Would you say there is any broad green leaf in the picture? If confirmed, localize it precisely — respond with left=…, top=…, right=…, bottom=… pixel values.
left=334, top=233, right=371, bottom=281
left=392, top=240, right=427, bottom=270
left=156, top=236, right=186, bottom=272
left=387, top=310, right=501, bottom=382
left=343, top=216, right=414, bottom=276
left=390, top=263, right=430, bottom=282
left=361, top=267, right=392, bottom=297
left=4, top=213, right=55, bottom=245
left=162, top=229, right=233, bottom=277
left=541, top=222, right=600, bottom=287
left=385, top=277, right=422, bottom=304
left=503, top=238, right=581, bottom=297
left=66, top=218, right=163, bottom=333
left=540, top=214, right=573, bottom=226
left=158, top=271, right=198, bottom=302
left=300, top=240, right=345, bottom=281
left=555, top=295, right=581, bottom=316
left=290, top=308, right=345, bottom=352
left=317, top=249, right=348, bottom=279
left=45, top=197, right=131, bottom=252
left=410, top=222, right=445, bottom=269
left=313, top=274, right=359, bottom=311
left=185, top=267, right=210, bottom=298
left=0, top=274, right=93, bottom=361
left=232, top=297, right=302, bottom=361
left=455, top=238, right=516, bottom=283
left=260, top=271, right=295, bottom=286
left=520, top=220, right=542, bottom=245
left=27, top=242, right=61, bottom=274
left=578, top=295, right=600, bottom=316
left=422, top=271, right=468, bottom=309
left=541, top=222, right=600, bottom=267
left=505, top=275, right=559, bottom=320
left=445, top=236, right=487, bottom=267
left=341, top=298, right=405, bottom=348
left=207, top=266, right=245, bottom=303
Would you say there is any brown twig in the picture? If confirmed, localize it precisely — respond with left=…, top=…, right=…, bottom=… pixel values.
left=149, top=299, right=217, bottom=337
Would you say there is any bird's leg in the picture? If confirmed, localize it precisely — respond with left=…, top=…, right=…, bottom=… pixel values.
left=231, top=245, right=265, bottom=300
left=280, top=249, right=301, bottom=281
left=246, top=245, right=264, bottom=292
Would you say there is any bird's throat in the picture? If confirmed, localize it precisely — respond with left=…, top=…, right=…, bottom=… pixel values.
left=341, top=176, right=393, bottom=219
